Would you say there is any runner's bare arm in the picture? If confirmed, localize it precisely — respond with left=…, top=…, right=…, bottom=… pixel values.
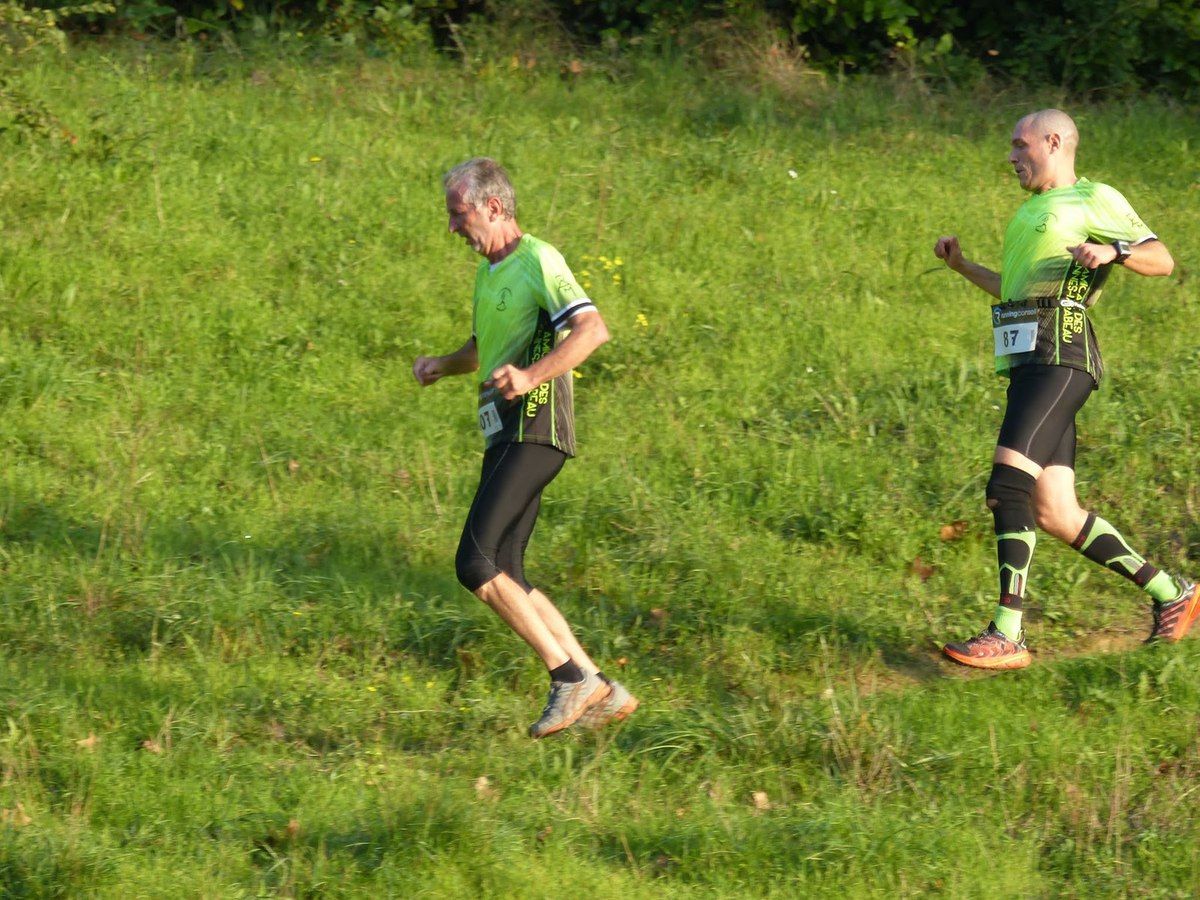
left=486, top=310, right=609, bottom=400
left=413, top=337, right=479, bottom=387
left=934, top=235, right=1002, bottom=300
left=1066, top=238, right=1174, bottom=277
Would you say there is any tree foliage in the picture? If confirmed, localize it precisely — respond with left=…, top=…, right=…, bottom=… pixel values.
left=19, top=0, right=1200, bottom=96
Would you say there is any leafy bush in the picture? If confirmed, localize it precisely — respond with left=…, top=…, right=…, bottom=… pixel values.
left=953, top=0, right=1200, bottom=98
left=0, top=0, right=112, bottom=54
left=13, top=0, right=1200, bottom=96
left=0, top=0, right=112, bottom=147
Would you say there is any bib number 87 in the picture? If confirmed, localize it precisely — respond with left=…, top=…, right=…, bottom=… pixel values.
left=993, top=320, right=1036, bottom=357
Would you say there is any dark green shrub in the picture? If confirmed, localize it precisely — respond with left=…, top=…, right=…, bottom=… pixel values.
left=16, top=0, right=1200, bottom=96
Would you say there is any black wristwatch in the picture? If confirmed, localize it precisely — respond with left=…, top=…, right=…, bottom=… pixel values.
left=1112, top=240, right=1132, bottom=265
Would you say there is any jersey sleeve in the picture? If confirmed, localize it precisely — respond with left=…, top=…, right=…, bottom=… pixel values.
left=535, top=244, right=596, bottom=332
left=1085, top=183, right=1157, bottom=245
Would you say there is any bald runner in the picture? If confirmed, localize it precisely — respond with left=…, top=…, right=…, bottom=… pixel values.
left=934, top=109, right=1198, bottom=669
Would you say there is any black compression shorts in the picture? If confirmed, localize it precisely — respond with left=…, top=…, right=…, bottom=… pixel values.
left=997, top=364, right=1095, bottom=469
left=455, top=441, right=567, bottom=593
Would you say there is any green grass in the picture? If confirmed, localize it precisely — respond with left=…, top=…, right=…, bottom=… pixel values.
left=0, top=38, right=1198, bottom=896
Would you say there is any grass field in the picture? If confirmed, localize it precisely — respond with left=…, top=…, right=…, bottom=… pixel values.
left=0, top=36, right=1199, bottom=896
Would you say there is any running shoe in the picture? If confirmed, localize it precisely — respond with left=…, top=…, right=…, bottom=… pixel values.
left=1146, top=579, right=1200, bottom=643
left=528, top=671, right=610, bottom=739
left=942, top=622, right=1031, bottom=670
left=577, top=678, right=639, bottom=729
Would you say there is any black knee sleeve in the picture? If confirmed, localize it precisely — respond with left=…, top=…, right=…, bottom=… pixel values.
left=985, top=464, right=1037, bottom=534
left=455, top=533, right=497, bottom=593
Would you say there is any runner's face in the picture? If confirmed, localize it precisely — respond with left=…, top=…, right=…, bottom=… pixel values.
left=445, top=186, right=493, bottom=255
left=1008, top=122, right=1052, bottom=192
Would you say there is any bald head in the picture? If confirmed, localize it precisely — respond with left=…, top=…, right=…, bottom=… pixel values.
left=1016, top=109, right=1078, bottom=157
left=1009, top=108, right=1080, bottom=192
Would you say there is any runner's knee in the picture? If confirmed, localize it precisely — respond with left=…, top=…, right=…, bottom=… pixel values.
left=1032, top=495, right=1060, bottom=533
left=455, top=535, right=497, bottom=592
left=1032, top=498, right=1083, bottom=540
left=985, top=464, right=1037, bottom=532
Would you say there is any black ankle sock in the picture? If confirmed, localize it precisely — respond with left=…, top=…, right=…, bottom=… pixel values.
left=549, top=660, right=585, bottom=683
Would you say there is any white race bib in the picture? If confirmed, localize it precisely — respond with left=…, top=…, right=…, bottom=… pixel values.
left=994, top=321, right=1037, bottom=356
left=992, top=304, right=1038, bottom=357
left=477, top=401, right=503, bottom=437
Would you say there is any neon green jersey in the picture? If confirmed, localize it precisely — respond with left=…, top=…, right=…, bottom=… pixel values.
left=993, top=178, right=1156, bottom=382
left=471, top=234, right=595, bottom=456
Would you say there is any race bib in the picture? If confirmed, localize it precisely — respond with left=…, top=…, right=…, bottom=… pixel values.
left=992, top=305, right=1037, bottom=357
left=477, top=401, right=503, bottom=437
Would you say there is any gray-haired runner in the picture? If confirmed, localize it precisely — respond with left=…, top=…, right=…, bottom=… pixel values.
left=413, top=158, right=638, bottom=734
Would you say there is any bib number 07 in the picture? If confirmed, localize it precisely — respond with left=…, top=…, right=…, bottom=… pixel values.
left=478, top=401, right=503, bottom=437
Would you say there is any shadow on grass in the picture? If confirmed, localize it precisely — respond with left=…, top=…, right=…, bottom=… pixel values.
left=0, top=497, right=490, bottom=673
left=758, top=597, right=950, bottom=690
left=0, top=495, right=976, bottom=711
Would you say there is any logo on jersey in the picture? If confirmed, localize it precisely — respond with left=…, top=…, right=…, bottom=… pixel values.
left=1061, top=307, right=1085, bottom=344
left=1034, top=212, right=1057, bottom=234
left=553, top=274, right=577, bottom=299
left=497, top=287, right=511, bottom=311
left=1062, top=261, right=1092, bottom=305
left=524, top=329, right=554, bottom=419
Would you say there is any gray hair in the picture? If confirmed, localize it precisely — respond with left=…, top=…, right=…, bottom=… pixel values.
left=443, top=157, right=518, bottom=219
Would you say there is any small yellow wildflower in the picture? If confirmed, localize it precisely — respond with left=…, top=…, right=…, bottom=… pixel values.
left=636, top=313, right=649, bottom=328
left=308, top=155, right=322, bottom=162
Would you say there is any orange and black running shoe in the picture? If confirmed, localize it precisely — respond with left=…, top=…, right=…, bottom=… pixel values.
left=943, top=622, right=1031, bottom=670
left=1147, top=579, right=1200, bottom=643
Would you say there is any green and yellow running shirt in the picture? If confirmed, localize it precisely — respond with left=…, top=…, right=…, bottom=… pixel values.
left=471, top=234, right=595, bottom=456
left=994, top=178, right=1155, bottom=383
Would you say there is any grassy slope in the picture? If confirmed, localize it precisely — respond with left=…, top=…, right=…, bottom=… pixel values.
left=0, top=42, right=1198, bottom=896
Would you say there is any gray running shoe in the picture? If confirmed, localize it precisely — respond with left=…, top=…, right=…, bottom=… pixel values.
left=578, top=678, right=639, bottom=729
left=528, top=671, right=609, bottom=739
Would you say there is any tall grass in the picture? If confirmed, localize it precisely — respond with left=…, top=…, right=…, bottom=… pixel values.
left=0, top=38, right=1196, bottom=895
